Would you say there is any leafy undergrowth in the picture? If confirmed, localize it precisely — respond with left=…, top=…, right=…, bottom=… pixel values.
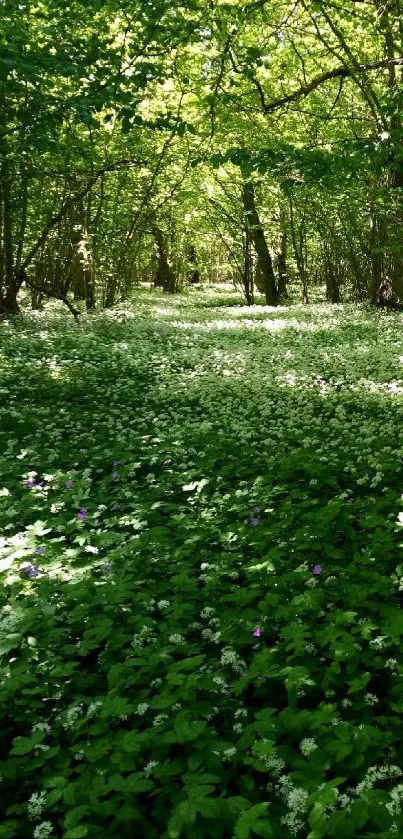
left=2, top=288, right=403, bottom=839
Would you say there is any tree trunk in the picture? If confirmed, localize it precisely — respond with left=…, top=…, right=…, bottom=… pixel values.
left=289, top=197, right=308, bottom=303
left=0, top=136, right=20, bottom=315
left=275, top=230, right=288, bottom=300
left=153, top=227, right=177, bottom=293
left=242, top=228, right=254, bottom=305
left=70, top=201, right=95, bottom=310
left=187, top=245, right=200, bottom=284
left=241, top=178, right=277, bottom=305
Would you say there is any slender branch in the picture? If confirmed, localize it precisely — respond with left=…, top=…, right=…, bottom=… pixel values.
left=253, top=57, right=403, bottom=114
left=22, top=270, right=81, bottom=322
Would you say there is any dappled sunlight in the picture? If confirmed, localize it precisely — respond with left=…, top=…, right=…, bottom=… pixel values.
left=2, top=288, right=403, bottom=839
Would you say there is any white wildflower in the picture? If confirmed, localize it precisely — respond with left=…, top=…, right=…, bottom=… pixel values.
left=136, top=703, right=149, bottom=716
left=144, top=760, right=159, bottom=777
left=364, top=693, right=379, bottom=706
left=341, top=698, right=352, bottom=708
left=339, top=794, right=351, bottom=809
left=200, top=607, right=215, bottom=619
left=153, top=714, right=168, bottom=726
left=28, top=792, right=46, bottom=819
left=201, top=628, right=221, bottom=642
left=369, top=636, right=386, bottom=650
left=385, top=659, right=398, bottom=671
left=294, top=562, right=309, bottom=573
left=31, top=722, right=51, bottom=734
left=33, top=823, right=53, bottom=839
left=87, top=701, right=103, bottom=715
left=220, top=646, right=245, bottom=672
left=157, top=600, right=170, bottom=610
left=300, top=738, right=318, bottom=757
left=169, top=634, right=184, bottom=644
left=286, top=787, right=309, bottom=811
left=265, top=754, right=286, bottom=776
left=305, top=577, right=317, bottom=588
left=63, top=704, right=83, bottom=729
left=386, top=784, right=403, bottom=816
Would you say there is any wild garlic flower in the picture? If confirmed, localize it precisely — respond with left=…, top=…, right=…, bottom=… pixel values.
left=33, top=823, right=53, bottom=839
left=300, top=738, right=318, bottom=757
left=28, top=792, right=46, bottom=819
left=144, top=760, right=159, bottom=776
left=169, top=634, right=184, bottom=644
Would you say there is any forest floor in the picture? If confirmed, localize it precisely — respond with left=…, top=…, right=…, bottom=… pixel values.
left=2, top=287, right=403, bottom=839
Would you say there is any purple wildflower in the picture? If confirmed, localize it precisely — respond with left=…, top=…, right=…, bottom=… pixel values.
left=77, top=507, right=87, bottom=521
left=312, top=564, right=322, bottom=575
left=22, top=564, right=40, bottom=579
left=104, top=562, right=113, bottom=571
left=252, top=506, right=261, bottom=513
left=36, top=481, right=45, bottom=487
left=112, top=470, right=119, bottom=479
left=65, top=480, right=73, bottom=489
left=35, top=546, right=45, bottom=555
left=113, top=460, right=122, bottom=467
left=250, top=517, right=260, bottom=526
left=25, top=480, right=34, bottom=488
left=252, top=627, right=261, bottom=637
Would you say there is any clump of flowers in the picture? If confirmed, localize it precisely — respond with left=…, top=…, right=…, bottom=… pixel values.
left=20, top=564, right=40, bottom=579
left=28, top=792, right=46, bottom=819
left=33, top=823, right=53, bottom=839
left=300, top=738, right=318, bottom=757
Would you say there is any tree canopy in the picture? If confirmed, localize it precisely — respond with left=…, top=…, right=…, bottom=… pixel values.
left=0, top=0, right=402, bottom=313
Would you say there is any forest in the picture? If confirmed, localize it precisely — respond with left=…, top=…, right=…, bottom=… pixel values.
left=2, top=1, right=403, bottom=838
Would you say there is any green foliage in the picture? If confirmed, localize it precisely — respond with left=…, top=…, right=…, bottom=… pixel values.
left=1, top=290, right=403, bottom=836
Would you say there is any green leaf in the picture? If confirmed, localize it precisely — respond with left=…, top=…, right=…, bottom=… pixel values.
left=168, top=800, right=197, bottom=838
left=0, top=634, right=22, bottom=655
left=234, top=803, right=271, bottom=838
left=63, top=828, right=89, bottom=839
left=11, top=730, right=44, bottom=755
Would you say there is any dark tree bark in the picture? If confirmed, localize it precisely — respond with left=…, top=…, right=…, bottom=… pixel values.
left=289, top=197, right=309, bottom=303
left=153, top=227, right=177, bottom=293
left=275, top=230, right=288, bottom=300
left=187, top=245, right=200, bottom=284
left=241, top=178, right=277, bottom=305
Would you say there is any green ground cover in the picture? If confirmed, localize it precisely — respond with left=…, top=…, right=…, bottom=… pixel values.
left=1, top=288, right=403, bottom=838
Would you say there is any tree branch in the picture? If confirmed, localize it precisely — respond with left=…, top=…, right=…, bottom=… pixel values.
left=16, top=158, right=146, bottom=276
left=253, top=57, right=403, bottom=114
